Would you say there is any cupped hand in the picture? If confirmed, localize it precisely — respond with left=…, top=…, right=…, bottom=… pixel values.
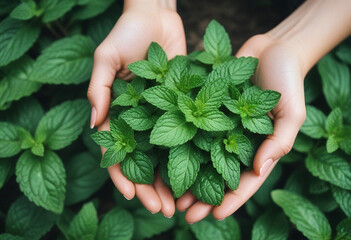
left=176, top=34, right=307, bottom=223
left=87, top=2, right=186, bottom=217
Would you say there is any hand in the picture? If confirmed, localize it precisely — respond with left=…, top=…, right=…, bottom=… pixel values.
left=176, top=34, right=307, bottom=223
left=87, top=0, right=186, bottom=217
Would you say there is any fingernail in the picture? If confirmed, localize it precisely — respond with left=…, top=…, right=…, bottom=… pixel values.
left=260, top=158, right=273, bottom=177
left=218, top=218, right=225, bottom=221
left=164, top=215, right=173, bottom=218
left=90, top=107, right=96, bottom=129
left=123, top=195, right=131, bottom=200
left=149, top=211, right=157, bottom=214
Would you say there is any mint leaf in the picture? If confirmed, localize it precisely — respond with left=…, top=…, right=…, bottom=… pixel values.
left=121, top=151, right=154, bottom=184
left=148, top=42, right=168, bottom=71
left=121, top=106, right=158, bottom=131
left=326, top=108, right=342, bottom=134
left=56, top=209, right=74, bottom=239
left=306, top=148, right=351, bottom=190
left=168, top=143, right=201, bottom=197
left=35, top=99, right=90, bottom=150
left=67, top=202, right=98, bottom=240
left=0, top=233, right=24, bottom=240
left=30, top=35, right=94, bottom=84
left=251, top=211, right=289, bottom=240
left=128, top=60, right=158, bottom=80
left=133, top=208, right=175, bottom=240
left=189, top=109, right=234, bottom=132
left=326, top=135, right=339, bottom=153
left=196, top=51, right=216, bottom=65
left=272, top=190, right=332, bottom=240
left=196, top=80, right=227, bottom=108
left=318, top=54, right=350, bottom=111
left=0, top=18, right=40, bottom=66
left=97, top=208, right=134, bottom=240
left=223, top=134, right=253, bottom=166
left=16, top=150, right=66, bottom=214
left=72, top=0, right=114, bottom=20
left=190, top=164, right=225, bottom=206
left=200, top=20, right=232, bottom=64
left=335, top=218, right=351, bottom=240
left=111, top=92, right=140, bottom=108
left=300, top=105, right=327, bottom=139
left=0, top=56, right=41, bottom=108
left=41, top=0, right=75, bottom=23
left=110, top=118, right=134, bottom=142
left=91, top=131, right=115, bottom=149
left=150, top=111, right=197, bottom=147
left=336, top=44, right=351, bottom=64
left=10, top=1, right=37, bottom=20
left=190, top=215, right=240, bottom=240
left=142, top=86, right=178, bottom=111
left=111, top=78, right=145, bottom=107
left=208, top=57, right=258, bottom=85
left=31, top=143, right=44, bottom=157
left=0, top=122, right=26, bottom=158
left=5, top=197, right=56, bottom=240
left=211, top=139, right=240, bottom=190
left=242, top=115, right=273, bottom=134
left=242, top=87, right=281, bottom=114
left=101, top=147, right=127, bottom=168
left=331, top=185, right=351, bottom=217
left=192, top=130, right=215, bottom=152
left=0, top=158, right=13, bottom=189
left=65, top=152, right=109, bottom=205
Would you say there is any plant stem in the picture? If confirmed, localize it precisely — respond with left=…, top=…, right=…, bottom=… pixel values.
left=55, top=21, right=69, bottom=36
left=45, top=23, right=60, bottom=38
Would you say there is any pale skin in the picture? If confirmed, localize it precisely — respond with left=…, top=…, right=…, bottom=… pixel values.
left=87, top=0, right=351, bottom=223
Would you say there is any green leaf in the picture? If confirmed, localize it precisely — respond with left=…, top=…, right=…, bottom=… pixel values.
left=132, top=208, right=175, bottom=240
left=91, top=131, right=115, bottom=149
left=223, top=134, right=253, bottom=166
left=251, top=211, right=289, bottom=240
left=196, top=51, right=216, bottom=65
left=300, top=105, right=327, bottom=138
left=96, top=208, right=134, bottom=240
left=190, top=164, right=224, bottom=206
left=211, top=139, right=240, bottom=190
left=241, top=87, right=281, bottom=115
left=168, top=143, right=201, bottom=197
left=272, top=190, right=331, bottom=240
left=100, top=147, right=127, bottom=168
left=110, top=118, right=134, bottom=143
left=148, top=42, right=168, bottom=70
left=30, top=35, right=94, bottom=84
left=326, top=135, right=339, bottom=153
left=305, top=148, right=351, bottom=190
left=202, top=20, right=231, bottom=64
left=0, top=18, right=40, bottom=66
left=318, top=54, right=350, bottom=111
left=208, top=57, right=258, bottom=85
left=0, top=158, right=14, bottom=189
left=326, top=108, right=342, bottom=134
left=336, top=44, right=351, bottom=64
left=10, top=1, right=37, bottom=20
left=192, top=130, right=214, bottom=152
left=150, top=111, right=197, bottom=147
left=42, top=0, right=75, bottom=22
left=142, top=86, right=178, bottom=111
left=293, top=133, right=314, bottom=153
left=196, top=80, right=227, bottom=108
left=128, top=60, right=158, bottom=80
left=65, top=152, right=109, bottom=205
left=56, top=209, right=74, bottom=239
left=31, top=143, right=44, bottom=157
left=72, top=0, right=114, bottom=20
left=309, top=177, right=329, bottom=195
left=0, top=122, right=26, bottom=158
left=121, top=151, right=154, bottom=184
left=335, top=218, right=351, bottom=240
left=0, top=233, right=24, bottom=240
left=67, top=202, right=98, bottom=240
left=190, top=109, right=234, bottom=132
left=339, top=126, right=351, bottom=154
left=16, top=150, right=66, bottom=214
left=242, top=115, right=273, bottom=134
left=5, top=197, right=56, bottom=240
left=331, top=185, right=351, bottom=217
left=111, top=93, right=140, bottom=108
left=120, top=106, right=158, bottom=131
left=35, top=99, right=90, bottom=150
left=190, top=215, right=240, bottom=240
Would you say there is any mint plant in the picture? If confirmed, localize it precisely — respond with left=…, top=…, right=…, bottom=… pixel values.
left=91, top=20, right=281, bottom=205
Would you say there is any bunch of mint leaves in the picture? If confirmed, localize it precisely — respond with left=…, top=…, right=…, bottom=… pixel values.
left=92, top=20, right=281, bottom=205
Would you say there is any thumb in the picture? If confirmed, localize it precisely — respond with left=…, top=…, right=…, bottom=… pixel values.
left=253, top=104, right=306, bottom=177
left=87, top=46, right=121, bottom=128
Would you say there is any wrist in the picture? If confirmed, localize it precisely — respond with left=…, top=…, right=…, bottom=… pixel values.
left=123, top=0, right=177, bottom=13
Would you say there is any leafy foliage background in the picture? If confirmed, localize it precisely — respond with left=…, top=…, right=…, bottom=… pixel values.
left=0, top=0, right=350, bottom=240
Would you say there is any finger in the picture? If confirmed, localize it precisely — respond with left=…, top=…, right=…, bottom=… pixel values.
left=235, top=34, right=273, bottom=58
left=87, top=44, right=121, bottom=128
left=176, top=191, right=197, bottom=212
left=154, top=171, right=175, bottom=218
left=135, top=184, right=162, bottom=214
left=253, top=102, right=306, bottom=176
left=213, top=162, right=277, bottom=220
left=98, top=118, right=136, bottom=200
left=185, top=202, right=213, bottom=224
